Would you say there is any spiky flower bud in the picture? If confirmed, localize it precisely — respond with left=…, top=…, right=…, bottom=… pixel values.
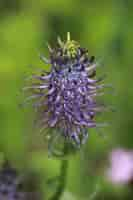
left=24, top=33, right=107, bottom=152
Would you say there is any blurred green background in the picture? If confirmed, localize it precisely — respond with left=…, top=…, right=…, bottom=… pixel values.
left=0, top=0, right=133, bottom=199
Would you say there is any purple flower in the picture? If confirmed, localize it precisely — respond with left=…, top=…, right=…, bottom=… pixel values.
left=24, top=33, right=107, bottom=150
left=107, top=149, right=133, bottom=184
left=0, top=161, right=41, bottom=199
left=0, top=161, right=25, bottom=199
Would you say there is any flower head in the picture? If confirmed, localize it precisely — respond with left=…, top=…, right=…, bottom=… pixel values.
left=107, top=149, right=133, bottom=184
left=0, top=161, right=42, bottom=199
left=0, top=161, right=25, bottom=199
left=24, top=33, right=107, bottom=152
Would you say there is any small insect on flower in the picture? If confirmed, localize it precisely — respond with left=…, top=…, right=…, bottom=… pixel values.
left=24, top=33, right=108, bottom=155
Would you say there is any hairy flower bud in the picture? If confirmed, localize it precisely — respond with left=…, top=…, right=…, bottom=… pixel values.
left=24, top=33, right=107, bottom=154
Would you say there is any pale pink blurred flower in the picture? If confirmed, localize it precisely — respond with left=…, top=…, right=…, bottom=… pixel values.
left=107, top=148, right=133, bottom=184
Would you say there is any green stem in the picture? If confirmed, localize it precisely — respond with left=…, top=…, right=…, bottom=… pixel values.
left=49, top=146, right=68, bottom=200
